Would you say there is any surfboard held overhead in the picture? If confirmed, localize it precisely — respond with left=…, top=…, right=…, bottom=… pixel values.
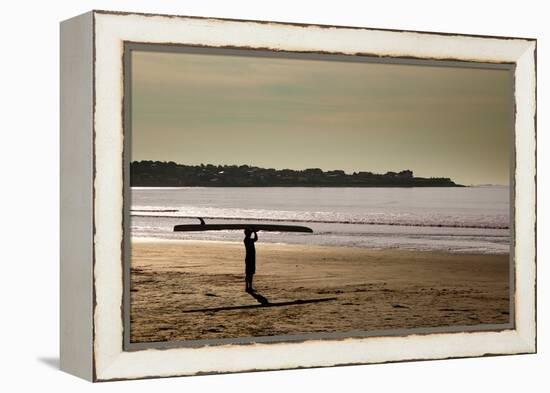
left=173, top=218, right=313, bottom=233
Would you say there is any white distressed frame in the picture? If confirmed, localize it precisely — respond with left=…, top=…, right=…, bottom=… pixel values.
left=86, top=10, right=536, bottom=381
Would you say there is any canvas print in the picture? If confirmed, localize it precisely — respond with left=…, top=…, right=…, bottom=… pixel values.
left=127, top=47, right=513, bottom=346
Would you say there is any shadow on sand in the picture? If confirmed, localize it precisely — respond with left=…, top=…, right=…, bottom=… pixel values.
left=247, top=289, right=270, bottom=305
left=182, top=292, right=337, bottom=314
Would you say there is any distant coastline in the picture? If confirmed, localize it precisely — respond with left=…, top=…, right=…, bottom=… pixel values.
left=131, top=161, right=463, bottom=187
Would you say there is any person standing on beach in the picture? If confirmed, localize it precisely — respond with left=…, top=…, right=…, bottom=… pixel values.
left=244, top=229, right=258, bottom=292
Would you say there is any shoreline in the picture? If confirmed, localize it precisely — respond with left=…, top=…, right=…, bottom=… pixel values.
left=130, top=236, right=510, bottom=255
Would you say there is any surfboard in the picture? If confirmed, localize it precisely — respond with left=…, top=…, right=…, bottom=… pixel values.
left=173, top=218, right=313, bottom=233
left=173, top=223, right=313, bottom=233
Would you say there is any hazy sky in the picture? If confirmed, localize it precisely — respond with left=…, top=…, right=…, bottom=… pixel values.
left=131, top=50, right=513, bottom=185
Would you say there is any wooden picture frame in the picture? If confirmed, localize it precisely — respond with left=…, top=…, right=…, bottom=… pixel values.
left=60, top=10, right=536, bottom=381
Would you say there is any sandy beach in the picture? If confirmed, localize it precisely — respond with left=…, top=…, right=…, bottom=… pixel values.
left=129, top=240, right=510, bottom=343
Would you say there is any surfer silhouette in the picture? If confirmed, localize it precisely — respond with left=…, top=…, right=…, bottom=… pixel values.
left=244, top=229, right=258, bottom=292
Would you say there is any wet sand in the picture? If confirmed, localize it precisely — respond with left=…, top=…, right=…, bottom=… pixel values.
left=130, top=240, right=510, bottom=343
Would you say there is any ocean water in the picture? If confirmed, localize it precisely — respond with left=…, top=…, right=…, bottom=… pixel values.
left=131, top=186, right=510, bottom=254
